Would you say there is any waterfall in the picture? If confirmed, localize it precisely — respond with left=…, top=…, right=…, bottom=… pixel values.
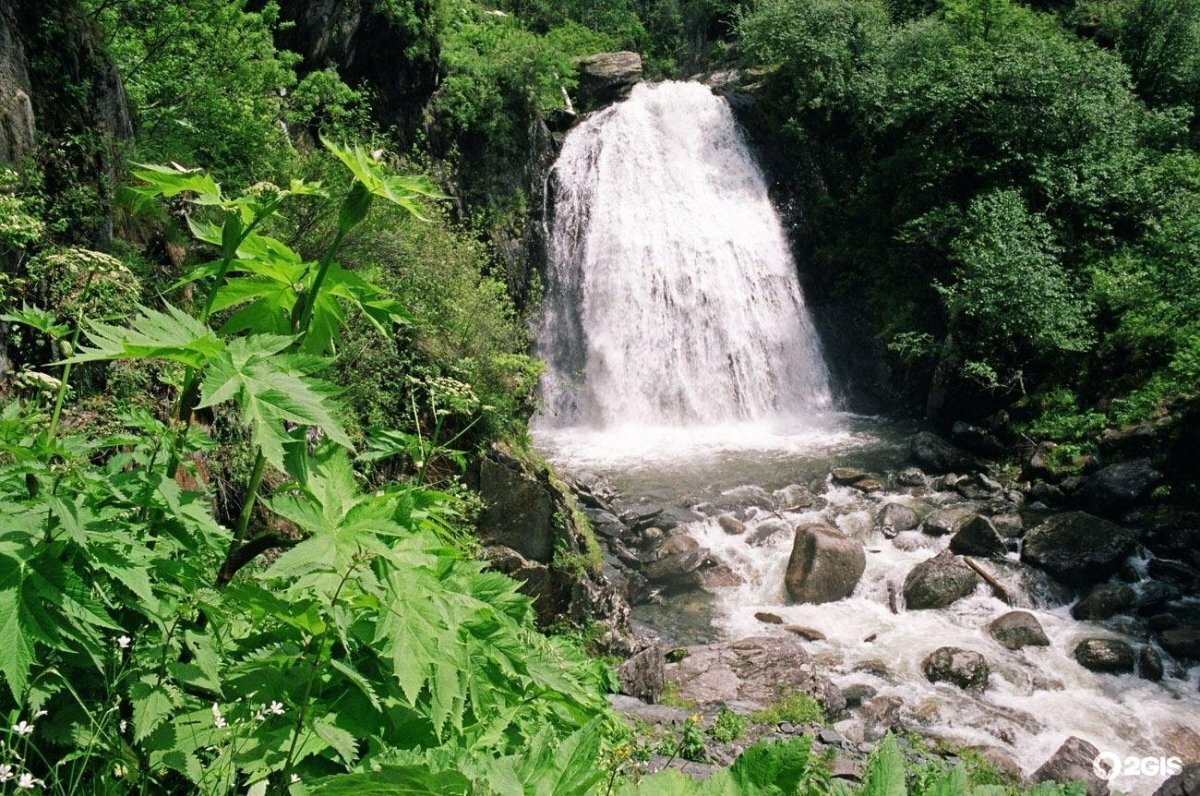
left=535, top=81, right=834, bottom=430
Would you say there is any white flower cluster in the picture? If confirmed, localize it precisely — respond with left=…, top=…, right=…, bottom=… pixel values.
left=2, top=714, right=49, bottom=790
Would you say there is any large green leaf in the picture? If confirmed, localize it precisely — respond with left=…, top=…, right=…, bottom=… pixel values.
left=197, top=335, right=352, bottom=470
left=309, top=766, right=472, bottom=795
left=67, top=303, right=225, bottom=369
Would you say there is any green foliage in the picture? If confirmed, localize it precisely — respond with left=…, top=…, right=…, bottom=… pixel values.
left=0, top=148, right=612, bottom=794
left=708, top=707, right=746, bottom=743
left=751, top=692, right=825, bottom=726
left=83, top=0, right=302, bottom=181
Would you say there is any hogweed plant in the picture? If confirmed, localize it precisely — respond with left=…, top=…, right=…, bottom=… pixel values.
left=0, top=140, right=614, bottom=794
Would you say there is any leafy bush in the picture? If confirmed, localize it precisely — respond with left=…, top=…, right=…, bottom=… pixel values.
left=751, top=692, right=825, bottom=725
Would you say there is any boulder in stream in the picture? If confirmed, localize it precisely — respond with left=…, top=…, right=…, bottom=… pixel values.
left=785, top=524, right=866, bottom=604
left=903, top=551, right=981, bottom=609
left=1074, top=638, right=1136, bottom=673
left=663, top=635, right=845, bottom=715
left=921, top=646, right=990, bottom=691
left=1032, top=736, right=1110, bottom=795
left=922, top=506, right=975, bottom=537
left=1155, top=763, right=1200, bottom=796
left=1070, top=583, right=1135, bottom=621
left=1021, top=512, right=1137, bottom=587
left=1159, top=627, right=1200, bottom=659
left=988, top=610, right=1050, bottom=650
left=949, top=515, right=1006, bottom=558
left=717, top=514, right=746, bottom=534
left=1076, top=458, right=1162, bottom=516
left=909, top=431, right=979, bottom=473
left=876, top=502, right=920, bottom=537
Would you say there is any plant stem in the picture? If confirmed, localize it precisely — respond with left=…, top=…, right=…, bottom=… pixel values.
left=231, top=451, right=266, bottom=550
left=294, top=228, right=348, bottom=344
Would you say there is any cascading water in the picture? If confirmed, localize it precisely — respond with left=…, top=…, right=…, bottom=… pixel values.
left=532, top=81, right=1199, bottom=796
left=535, top=81, right=833, bottom=431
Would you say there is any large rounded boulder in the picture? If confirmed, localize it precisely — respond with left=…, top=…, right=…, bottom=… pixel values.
left=989, top=610, right=1050, bottom=650
left=903, top=551, right=981, bottom=609
left=1074, top=638, right=1136, bottom=673
left=949, top=515, right=1007, bottom=558
left=785, top=524, right=866, bottom=604
left=1021, top=512, right=1137, bottom=587
left=1077, top=458, right=1162, bottom=516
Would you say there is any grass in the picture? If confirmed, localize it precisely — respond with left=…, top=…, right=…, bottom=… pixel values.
left=751, top=692, right=824, bottom=726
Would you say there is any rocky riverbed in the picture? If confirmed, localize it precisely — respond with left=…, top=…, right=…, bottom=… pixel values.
left=537, top=418, right=1200, bottom=795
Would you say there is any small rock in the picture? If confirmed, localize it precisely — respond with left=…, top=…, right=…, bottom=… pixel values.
left=990, top=513, right=1024, bottom=539
left=909, top=431, right=979, bottom=473
left=1155, top=762, right=1200, bottom=796
left=949, top=515, right=1007, bottom=558
left=828, top=754, right=864, bottom=780
left=831, top=467, right=868, bottom=485
left=784, top=625, right=826, bottom=641
left=691, top=561, right=743, bottom=589
left=860, top=695, right=903, bottom=727
left=877, top=503, right=921, bottom=537
left=897, top=467, right=926, bottom=487
left=746, top=519, right=791, bottom=546
left=618, top=643, right=665, bottom=702
left=1149, top=613, right=1181, bottom=631
left=1133, top=581, right=1182, bottom=615
left=1031, top=736, right=1109, bottom=795
left=1159, top=627, right=1200, bottom=659
left=989, top=611, right=1050, bottom=650
left=1070, top=583, right=1135, bottom=621
left=1074, top=638, right=1136, bottom=673
left=922, top=647, right=989, bottom=691
left=854, top=660, right=889, bottom=677
left=922, top=506, right=975, bottom=537
left=818, top=727, right=845, bottom=745
left=903, top=551, right=981, bottom=610
left=850, top=478, right=886, bottom=493
left=718, top=514, right=746, bottom=535
left=841, top=684, right=877, bottom=708
left=785, top=524, right=866, bottom=604
left=755, top=611, right=784, bottom=625
left=1139, top=646, right=1164, bottom=681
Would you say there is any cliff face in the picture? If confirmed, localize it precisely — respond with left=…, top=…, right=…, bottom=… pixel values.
left=267, top=0, right=440, bottom=144
left=0, top=0, right=132, bottom=245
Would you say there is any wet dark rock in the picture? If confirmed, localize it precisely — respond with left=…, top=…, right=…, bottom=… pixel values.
left=989, top=610, right=1050, bottom=650
left=831, top=467, right=868, bottom=485
left=609, top=538, right=643, bottom=568
left=1159, top=627, right=1200, bottom=659
left=690, top=561, right=743, bottom=590
left=481, top=545, right=558, bottom=623
left=1154, top=762, right=1200, bottom=796
left=860, top=695, right=903, bottom=729
left=576, top=51, right=642, bottom=108
left=588, top=509, right=625, bottom=539
left=897, top=467, right=927, bottom=487
left=904, top=551, right=981, bottom=609
left=1138, top=505, right=1200, bottom=562
left=1060, top=475, right=1089, bottom=494
left=1149, top=613, right=1181, bottom=631
left=641, top=549, right=706, bottom=583
left=773, top=483, right=816, bottom=509
left=1030, top=482, right=1066, bottom=505
left=746, top=518, right=791, bottom=546
left=1147, top=558, right=1200, bottom=590
left=621, top=506, right=666, bottom=532
left=1140, top=646, right=1164, bottom=681
left=717, top=514, right=746, bottom=535
left=1032, top=736, right=1110, bottom=795
left=1021, top=512, right=1137, bottom=587
left=785, top=524, right=866, bottom=604
left=923, top=506, right=976, bottom=537
left=990, top=513, right=1024, bottom=539
left=842, top=684, right=877, bottom=708
left=784, top=625, right=826, bottom=641
left=474, top=454, right=557, bottom=561
left=951, top=421, right=1005, bottom=456
left=909, top=431, right=979, bottom=473
left=1100, top=423, right=1162, bottom=458
left=1074, top=638, right=1136, bottom=673
left=618, top=642, right=665, bottom=702
left=876, top=503, right=920, bottom=537
left=921, top=647, right=990, bottom=691
left=664, top=635, right=845, bottom=715
left=949, top=515, right=1007, bottom=558
left=1070, top=583, right=1136, bottom=621
left=1077, top=458, right=1163, bottom=517
left=851, top=478, right=887, bottom=493
left=1133, top=581, right=1182, bottom=615
left=754, top=611, right=784, bottom=625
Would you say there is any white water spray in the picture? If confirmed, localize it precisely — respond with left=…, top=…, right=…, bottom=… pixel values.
left=535, top=81, right=833, bottom=429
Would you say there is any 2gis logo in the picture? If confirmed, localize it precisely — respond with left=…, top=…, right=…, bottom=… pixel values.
left=1092, top=751, right=1184, bottom=781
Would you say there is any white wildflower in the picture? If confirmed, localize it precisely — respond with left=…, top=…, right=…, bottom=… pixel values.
left=116, top=635, right=131, bottom=650
left=119, top=719, right=128, bottom=734
left=290, top=774, right=301, bottom=784
left=16, top=772, right=40, bottom=789
left=268, top=701, right=284, bottom=716
left=33, top=712, right=46, bottom=719
left=0, top=764, right=13, bottom=781
left=12, top=721, right=33, bottom=736
left=211, top=703, right=227, bottom=730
